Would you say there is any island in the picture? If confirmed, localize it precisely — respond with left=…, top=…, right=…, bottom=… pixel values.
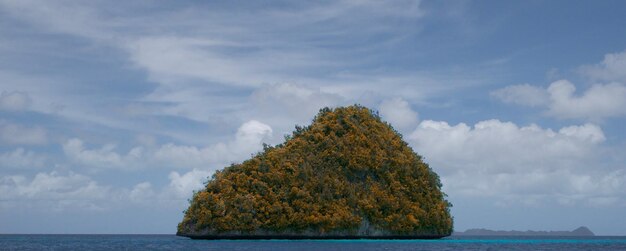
left=177, top=105, right=453, bottom=239
left=454, top=226, right=595, bottom=236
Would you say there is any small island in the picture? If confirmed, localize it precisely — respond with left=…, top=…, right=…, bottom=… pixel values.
left=177, top=105, right=453, bottom=239
left=454, top=226, right=595, bottom=236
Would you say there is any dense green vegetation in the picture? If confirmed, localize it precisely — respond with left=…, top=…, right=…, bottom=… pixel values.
left=178, top=105, right=453, bottom=237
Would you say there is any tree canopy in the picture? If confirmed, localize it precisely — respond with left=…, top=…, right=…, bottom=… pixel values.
left=177, top=105, right=453, bottom=238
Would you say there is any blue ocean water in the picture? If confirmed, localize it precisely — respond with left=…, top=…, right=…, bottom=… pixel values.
left=1, top=235, right=626, bottom=251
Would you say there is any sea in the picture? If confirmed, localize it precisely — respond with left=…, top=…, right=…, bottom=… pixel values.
left=1, top=235, right=626, bottom=250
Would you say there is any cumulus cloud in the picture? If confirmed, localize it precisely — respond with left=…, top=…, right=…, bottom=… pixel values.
left=0, top=121, right=47, bottom=145
left=490, top=83, right=549, bottom=107
left=0, top=91, right=32, bottom=111
left=62, top=120, right=272, bottom=170
left=492, top=81, right=626, bottom=120
left=408, top=119, right=624, bottom=206
left=0, top=171, right=110, bottom=210
left=0, top=168, right=212, bottom=210
left=378, top=97, right=419, bottom=132
left=558, top=123, right=606, bottom=143
left=546, top=80, right=626, bottom=120
left=128, top=182, right=155, bottom=203
left=155, top=120, right=273, bottom=169
left=62, top=138, right=144, bottom=169
left=493, top=50, right=626, bottom=120
left=0, top=148, right=46, bottom=168
left=580, top=50, right=626, bottom=82
left=126, top=169, right=212, bottom=203
left=162, top=169, right=212, bottom=200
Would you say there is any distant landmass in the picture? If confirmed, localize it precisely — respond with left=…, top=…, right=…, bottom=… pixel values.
left=454, top=226, right=594, bottom=236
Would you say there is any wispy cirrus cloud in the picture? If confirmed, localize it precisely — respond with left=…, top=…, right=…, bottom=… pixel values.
left=0, top=91, right=32, bottom=111
left=0, top=0, right=483, bottom=126
left=0, top=120, right=47, bottom=145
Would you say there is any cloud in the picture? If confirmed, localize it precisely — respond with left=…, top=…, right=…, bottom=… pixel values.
left=62, top=138, right=143, bottom=169
left=127, top=37, right=264, bottom=87
left=0, top=168, right=212, bottom=210
left=493, top=50, right=626, bottom=121
left=120, top=169, right=213, bottom=204
left=0, top=121, right=47, bottom=145
left=0, top=91, right=32, bottom=111
left=558, top=123, right=606, bottom=143
left=127, top=169, right=212, bottom=203
left=408, top=119, right=624, bottom=206
left=61, top=120, right=272, bottom=170
left=0, top=0, right=461, bottom=127
left=378, top=97, right=419, bottom=132
left=0, top=148, right=46, bottom=168
left=128, top=182, right=155, bottom=203
left=490, top=83, right=549, bottom=107
left=580, top=50, right=626, bottom=82
left=492, top=81, right=626, bottom=120
left=154, top=120, right=273, bottom=169
left=0, top=168, right=211, bottom=210
left=250, top=83, right=345, bottom=127
left=162, top=169, right=212, bottom=200
left=546, top=80, right=626, bottom=120
left=0, top=171, right=110, bottom=210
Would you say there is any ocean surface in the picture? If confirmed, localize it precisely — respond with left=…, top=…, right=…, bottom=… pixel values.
left=1, top=234, right=626, bottom=250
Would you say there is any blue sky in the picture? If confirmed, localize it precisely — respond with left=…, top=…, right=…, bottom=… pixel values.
left=1, top=0, right=626, bottom=235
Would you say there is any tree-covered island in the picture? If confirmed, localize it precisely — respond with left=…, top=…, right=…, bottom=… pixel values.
left=177, top=105, right=453, bottom=239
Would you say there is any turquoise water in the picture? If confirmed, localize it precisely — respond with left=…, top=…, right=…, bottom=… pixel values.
left=1, top=235, right=626, bottom=250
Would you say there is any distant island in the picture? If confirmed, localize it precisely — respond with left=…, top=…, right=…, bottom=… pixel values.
left=177, top=105, right=453, bottom=239
left=454, top=226, right=594, bottom=236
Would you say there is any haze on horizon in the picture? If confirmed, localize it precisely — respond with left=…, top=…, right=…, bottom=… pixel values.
left=1, top=0, right=625, bottom=235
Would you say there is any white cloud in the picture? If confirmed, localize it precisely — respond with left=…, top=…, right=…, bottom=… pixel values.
left=0, top=91, right=32, bottom=111
left=61, top=120, right=272, bottom=170
left=129, top=182, right=155, bottom=202
left=127, top=37, right=262, bottom=87
left=0, top=171, right=110, bottom=210
left=408, top=119, right=624, bottom=206
left=0, top=148, right=46, bottom=168
left=378, top=97, right=419, bottom=132
left=250, top=83, right=344, bottom=127
left=580, top=50, right=626, bottom=82
left=490, top=83, right=549, bottom=107
left=546, top=80, right=626, bottom=120
left=559, top=123, right=606, bottom=143
left=235, top=120, right=273, bottom=148
left=127, top=169, right=212, bottom=203
left=0, top=167, right=213, bottom=210
left=0, top=168, right=211, bottom=210
left=493, top=50, right=626, bottom=121
left=0, top=121, right=47, bottom=145
left=492, top=80, right=626, bottom=120
left=62, top=138, right=143, bottom=169
left=0, top=0, right=465, bottom=127
left=154, top=120, right=272, bottom=169
left=163, top=169, right=212, bottom=200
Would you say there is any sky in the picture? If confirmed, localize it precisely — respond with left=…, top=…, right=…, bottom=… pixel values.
left=1, top=0, right=626, bottom=235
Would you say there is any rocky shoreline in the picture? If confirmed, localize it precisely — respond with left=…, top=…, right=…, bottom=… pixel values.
left=176, top=233, right=448, bottom=240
